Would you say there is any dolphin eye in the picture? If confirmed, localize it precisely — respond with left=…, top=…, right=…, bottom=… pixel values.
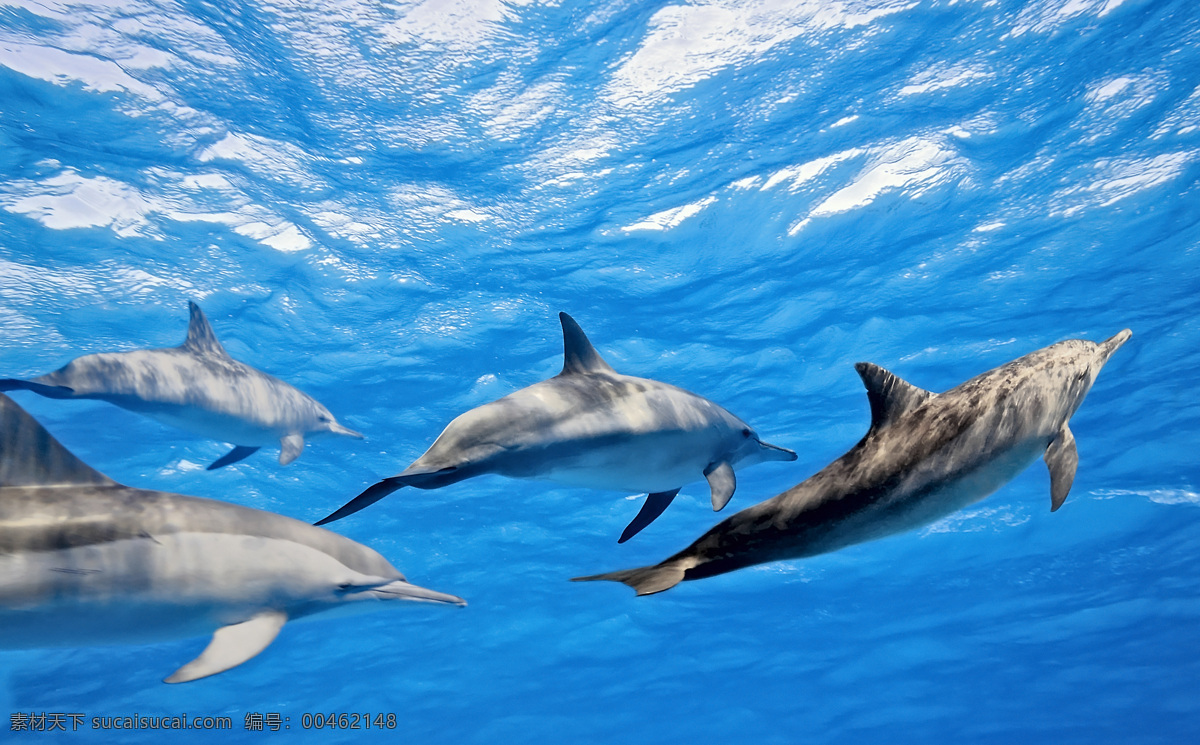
left=319, top=415, right=332, bottom=423
left=742, top=428, right=752, bottom=438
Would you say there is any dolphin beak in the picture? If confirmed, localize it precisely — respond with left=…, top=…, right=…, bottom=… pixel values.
left=329, top=422, right=365, bottom=439
left=1097, top=329, right=1132, bottom=366
left=374, top=580, right=466, bottom=607
left=759, top=441, right=798, bottom=462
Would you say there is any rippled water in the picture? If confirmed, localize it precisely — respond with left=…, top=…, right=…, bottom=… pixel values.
left=1, top=0, right=1198, bottom=742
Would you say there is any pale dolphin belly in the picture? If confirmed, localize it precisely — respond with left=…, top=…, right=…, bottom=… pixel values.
left=126, top=402, right=286, bottom=446
left=525, top=429, right=729, bottom=493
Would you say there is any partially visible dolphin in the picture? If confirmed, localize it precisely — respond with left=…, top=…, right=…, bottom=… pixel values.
left=0, top=302, right=362, bottom=469
left=574, top=329, right=1131, bottom=594
left=317, top=313, right=796, bottom=542
left=0, top=393, right=463, bottom=683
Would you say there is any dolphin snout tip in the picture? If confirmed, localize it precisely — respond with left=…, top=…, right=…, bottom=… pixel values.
left=760, top=442, right=798, bottom=462
left=330, top=423, right=365, bottom=439
left=379, top=581, right=466, bottom=606
left=1110, top=328, right=1133, bottom=346
left=1099, top=328, right=1132, bottom=361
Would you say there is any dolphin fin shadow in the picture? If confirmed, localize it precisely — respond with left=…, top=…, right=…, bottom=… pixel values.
left=618, top=488, right=680, bottom=544
left=0, top=379, right=76, bottom=399
left=207, top=445, right=260, bottom=470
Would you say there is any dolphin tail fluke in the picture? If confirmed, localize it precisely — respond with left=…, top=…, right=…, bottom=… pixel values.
left=314, top=477, right=406, bottom=526
left=571, top=560, right=687, bottom=596
left=0, top=379, right=75, bottom=399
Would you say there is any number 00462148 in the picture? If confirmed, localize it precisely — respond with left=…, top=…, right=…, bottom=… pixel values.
left=301, top=713, right=397, bottom=729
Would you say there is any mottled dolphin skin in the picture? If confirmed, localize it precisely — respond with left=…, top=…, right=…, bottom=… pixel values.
left=574, top=329, right=1131, bottom=595
left=0, top=393, right=464, bottom=683
left=317, top=313, right=796, bottom=541
left=0, top=302, right=362, bottom=468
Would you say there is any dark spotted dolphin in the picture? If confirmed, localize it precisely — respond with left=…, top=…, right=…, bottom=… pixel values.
left=574, top=329, right=1131, bottom=594
left=0, top=302, right=361, bottom=468
left=0, top=393, right=463, bottom=683
left=317, top=313, right=796, bottom=542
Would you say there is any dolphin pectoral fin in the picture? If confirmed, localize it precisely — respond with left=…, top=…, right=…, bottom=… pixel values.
left=704, top=461, right=736, bottom=511
left=1045, top=425, right=1078, bottom=512
left=207, top=445, right=260, bottom=470
left=0, top=379, right=76, bottom=399
left=314, top=477, right=407, bottom=526
left=618, top=488, right=681, bottom=544
left=279, top=434, right=304, bottom=465
left=164, top=610, right=287, bottom=684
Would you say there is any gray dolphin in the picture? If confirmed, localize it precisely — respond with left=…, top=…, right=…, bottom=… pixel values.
left=317, top=313, right=796, bottom=542
left=0, top=392, right=463, bottom=683
left=574, top=329, right=1131, bottom=594
left=0, top=302, right=362, bottom=468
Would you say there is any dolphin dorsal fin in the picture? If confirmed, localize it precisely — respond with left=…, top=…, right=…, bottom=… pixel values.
left=182, top=302, right=229, bottom=357
left=854, top=362, right=935, bottom=431
left=0, top=393, right=118, bottom=488
left=558, top=313, right=615, bottom=376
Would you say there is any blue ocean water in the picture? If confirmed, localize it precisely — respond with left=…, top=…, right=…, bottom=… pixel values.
left=1, top=0, right=1198, bottom=742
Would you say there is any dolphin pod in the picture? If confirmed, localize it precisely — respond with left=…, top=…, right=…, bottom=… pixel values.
left=0, top=302, right=362, bottom=469
left=315, top=312, right=797, bottom=542
left=573, top=329, right=1132, bottom=595
left=0, top=393, right=463, bottom=683
left=1, top=302, right=1133, bottom=683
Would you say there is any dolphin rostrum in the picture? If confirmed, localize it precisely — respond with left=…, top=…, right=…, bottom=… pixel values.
left=0, top=392, right=464, bottom=683
left=317, top=313, right=796, bottom=541
left=574, top=329, right=1131, bottom=594
left=0, top=302, right=362, bottom=468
